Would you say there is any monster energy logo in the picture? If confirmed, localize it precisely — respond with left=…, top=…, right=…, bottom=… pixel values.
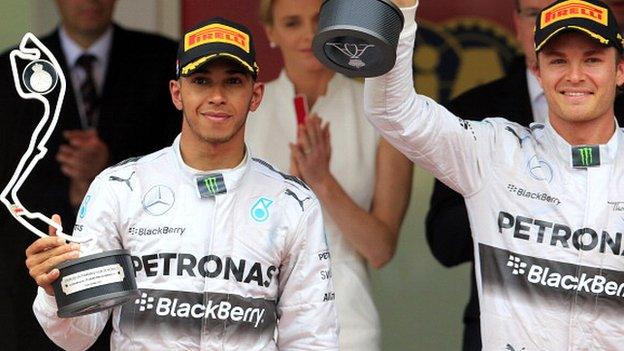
left=579, top=147, right=592, bottom=166
left=204, top=177, right=218, bottom=194
left=197, top=174, right=226, bottom=198
left=572, top=145, right=600, bottom=168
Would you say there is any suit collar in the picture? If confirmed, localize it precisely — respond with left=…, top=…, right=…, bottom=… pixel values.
left=171, top=135, right=249, bottom=197
left=58, top=25, right=113, bottom=70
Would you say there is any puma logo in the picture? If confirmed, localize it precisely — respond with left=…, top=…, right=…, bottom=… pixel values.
left=109, top=171, right=135, bottom=191
left=285, top=188, right=310, bottom=212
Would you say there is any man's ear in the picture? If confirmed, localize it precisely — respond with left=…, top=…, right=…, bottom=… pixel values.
left=616, top=55, right=624, bottom=88
left=169, top=79, right=183, bottom=111
left=249, top=81, right=265, bottom=112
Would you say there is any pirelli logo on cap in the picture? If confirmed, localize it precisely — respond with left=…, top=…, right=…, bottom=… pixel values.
left=184, top=23, right=250, bottom=53
left=540, top=0, right=608, bottom=28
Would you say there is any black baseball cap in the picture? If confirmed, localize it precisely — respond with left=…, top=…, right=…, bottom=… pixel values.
left=534, top=0, right=624, bottom=52
left=177, top=17, right=259, bottom=78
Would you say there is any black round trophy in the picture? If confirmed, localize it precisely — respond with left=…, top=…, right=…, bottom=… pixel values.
left=312, top=0, right=404, bottom=77
left=52, top=250, right=139, bottom=318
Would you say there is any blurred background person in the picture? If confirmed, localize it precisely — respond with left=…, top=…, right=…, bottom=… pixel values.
left=425, top=0, right=624, bottom=350
left=0, top=0, right=180, bottom=349
left=245, top=0, right=413, bottom=350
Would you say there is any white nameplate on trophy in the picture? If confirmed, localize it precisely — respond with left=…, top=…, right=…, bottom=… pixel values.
left=61, top=264, right=125, bottom=295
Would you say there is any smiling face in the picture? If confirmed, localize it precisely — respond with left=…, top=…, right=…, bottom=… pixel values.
left=263, top=0, right=326, bottom=73
left=533, top=31, right=624, bottom=130
left=170, top=58, right=264, bottom=148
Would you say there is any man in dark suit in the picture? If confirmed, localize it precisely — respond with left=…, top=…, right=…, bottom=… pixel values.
left=425, top=0, right=624, bottom=350
left=0, top=1, right=180, bottom=349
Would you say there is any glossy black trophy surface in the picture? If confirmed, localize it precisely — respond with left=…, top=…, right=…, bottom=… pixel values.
left=312, top=0, right=404, bottom=77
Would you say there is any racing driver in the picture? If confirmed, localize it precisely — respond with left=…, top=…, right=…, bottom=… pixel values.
left=368, top=0, right=624, bottom=349
left=24, top=17, right=339, bottom=350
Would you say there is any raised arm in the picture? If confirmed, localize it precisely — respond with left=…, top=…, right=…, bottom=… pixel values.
left=291, top=115, right=413, bottom=268
left=363, top=1, right=497, bottom=197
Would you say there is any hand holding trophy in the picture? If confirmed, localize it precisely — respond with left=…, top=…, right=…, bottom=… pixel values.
left=312, top=0, right=406, bottom=77
left=1, top=33, right=139, bottom=318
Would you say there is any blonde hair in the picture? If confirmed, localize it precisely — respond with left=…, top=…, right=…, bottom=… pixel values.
left=258, top=0, right=274, bottom=25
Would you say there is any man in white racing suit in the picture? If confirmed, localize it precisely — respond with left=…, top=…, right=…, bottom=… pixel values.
left=367, top=0, right=624, bottom=349
left=25, top=17, right=339, bottom=351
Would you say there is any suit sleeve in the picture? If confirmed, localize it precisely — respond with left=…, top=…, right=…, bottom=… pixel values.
left=277, top=198, right=339, bottom=350
left=423, top=88, right=483, bottom=267
left=32, top=173, right=122, bottom=351
left=425, top=179, right=473, bottom=266
left=363, top=3, right=498, bottom=197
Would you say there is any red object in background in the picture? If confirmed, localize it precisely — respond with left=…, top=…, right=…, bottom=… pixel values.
left=294, top=94, right=309, bottom=125
left=182, top=0, right=516, bottom=82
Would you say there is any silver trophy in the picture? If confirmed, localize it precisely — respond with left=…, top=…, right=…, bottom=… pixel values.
left=0, top=33, right=138, bottom=318
left=312, top=0, right=404, bottom=77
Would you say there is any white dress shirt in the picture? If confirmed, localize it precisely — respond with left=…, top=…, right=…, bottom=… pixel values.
left=59, top=26, right=113, bottom=129
left=526, top=68, right=548, bottom=124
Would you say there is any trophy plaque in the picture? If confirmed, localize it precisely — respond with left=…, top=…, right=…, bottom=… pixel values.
left=312, top=0, right=404, bottom=77
left=0, top=33, right=139, bottom=318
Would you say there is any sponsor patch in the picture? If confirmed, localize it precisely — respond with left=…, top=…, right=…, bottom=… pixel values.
left=250, top=197, right=273, bottom=222
left=142, top=185, right=175, bottom=216
left=497, top=211, right=624, bottom=256
left=120, top=289, right=277, bottom=334
left=197, top=173, right=227, bottom=198
left=108, top=171, right=135, bottom=191
left=506, top=184, right=561, bottom=205
left=78, top=195, right=91, bottom=219
left=129, top=226, right=185, bottom=236
left=571, top=145, right=600, bottom=168
left=284, top=189, right=310, bottom=212
left=608, top=201, right=624, bottom=212
left=540, top=0, right=608, bottom=28
left=131, top=253, right=277, bottom=288
left=480, top=244, right=624, bottom=305
left=526, top=156, right=554, bottom=183
left=184, top=23, right=250, bottom=53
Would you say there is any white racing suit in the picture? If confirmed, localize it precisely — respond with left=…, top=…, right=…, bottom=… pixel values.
left=365, top=4, right=624, bottom=350
left=32, top=136, right=339, bottom=351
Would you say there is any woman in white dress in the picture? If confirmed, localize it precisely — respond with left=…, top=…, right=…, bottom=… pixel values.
left=246, top=0, right=413, bottom=350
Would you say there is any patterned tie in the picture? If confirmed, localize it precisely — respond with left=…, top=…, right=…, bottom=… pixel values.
left=76, top=54, right=99, bottom=128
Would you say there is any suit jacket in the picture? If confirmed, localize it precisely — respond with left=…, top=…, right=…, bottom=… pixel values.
left=425, top=56, right=624, bottom=351
left=0, top=24, right=180, bottom=351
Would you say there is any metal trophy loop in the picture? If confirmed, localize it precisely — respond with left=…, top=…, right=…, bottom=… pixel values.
left=0, top=33, right=139, bottom=318
left=312, top=0, right=404, bottom=77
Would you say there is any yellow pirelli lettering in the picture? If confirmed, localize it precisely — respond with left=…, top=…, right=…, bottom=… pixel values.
left=184, top=23, right=250, bottom=53
left=540, top=0, right=608, bottom=28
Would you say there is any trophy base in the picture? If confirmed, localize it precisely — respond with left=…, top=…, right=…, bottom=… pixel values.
left=313, top=0, right=404, bottom=77
left=52, top=249, right=139, bottom=318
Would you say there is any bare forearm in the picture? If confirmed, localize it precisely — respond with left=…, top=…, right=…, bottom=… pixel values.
left=312, top=176, right=398, bottom=268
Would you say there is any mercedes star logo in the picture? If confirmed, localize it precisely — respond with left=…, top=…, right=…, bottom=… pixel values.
left=527, top=155, right=553, bottom=183
left=142, top=185, right=175, bottom=216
